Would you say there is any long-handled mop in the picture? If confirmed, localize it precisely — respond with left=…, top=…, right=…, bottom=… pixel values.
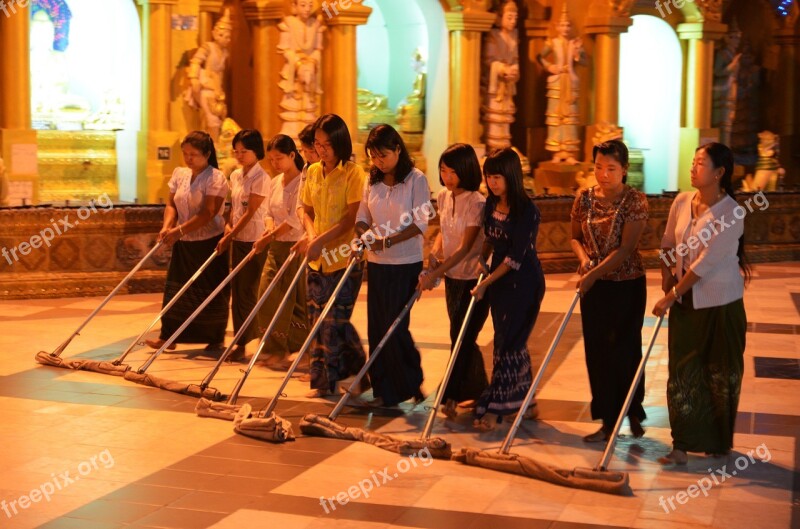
left=230, top=246, right=366, bottom=443
left=112, top=250, right=220, bottom=367
left=195, top=253, right=307, bottom=414
left=35, top=241, right=164, bottom=375
left=299, top=274, right=482, bottom=459
left=121, top=246, right=257, bottom=393
left=455, top=298, right=665, bottom=496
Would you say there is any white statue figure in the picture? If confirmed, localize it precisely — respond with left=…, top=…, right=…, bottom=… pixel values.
left=278, top=0, right=325, bottom=140
left=481, top=0, right=519, bottom=149
left=751, top=130, right=785, bottom=192
left=712, top=24, right=741, bottom=147
left=184, top=9, right=233, bottom=142
left=537, top=4, right=586, bottom=164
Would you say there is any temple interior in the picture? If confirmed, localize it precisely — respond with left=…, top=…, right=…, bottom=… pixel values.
left=0, top=0, right=798, bottom=528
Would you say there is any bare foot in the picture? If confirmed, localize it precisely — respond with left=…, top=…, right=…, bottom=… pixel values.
left=442, top=399, right=458, bottom=420
left=473, top=413, right=499, bottom=432
left=658, top=449, right=688, bottom=465
left=305, top=388, right=331, bottom=398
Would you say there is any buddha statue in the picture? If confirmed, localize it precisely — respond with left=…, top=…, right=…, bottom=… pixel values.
left=481, top=0, right=519, bottom=149
left=537, top=4, right=586, bottom=164
left=397, top=49, right=427, bottom=134
left=184, top=9, right=233, bottom=142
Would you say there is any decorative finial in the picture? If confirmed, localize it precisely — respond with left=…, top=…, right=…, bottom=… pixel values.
left=214, top=8, right=233, bottom=33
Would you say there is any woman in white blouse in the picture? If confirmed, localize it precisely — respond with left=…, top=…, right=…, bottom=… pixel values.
left=653, top=142, right=750, bottom=465
left=146, top=131, right=230, bottom=352
left=253, top=134, right=309, bottom=364
left=418, top=143, right=489, bottom=419
left=216, top=129, right=269, bottom=361
left=355, top=124, right=432, bottom=407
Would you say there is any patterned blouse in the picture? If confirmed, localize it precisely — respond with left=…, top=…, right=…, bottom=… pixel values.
left=570, top=186, right=648, bottom=281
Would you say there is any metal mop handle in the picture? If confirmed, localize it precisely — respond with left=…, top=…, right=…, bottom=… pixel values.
left=49, top=241, right=164, bottom=358
left=221, top=254, right=307, bottom=403
left=262, top=246, right=365, bottom=416
left=329, top=289, right=422, bottom=421
left=201, top=251, right=299, bottom=391
left=596, top=313, right=665, bottom=471
left=116, top=250, right=219, bottom=365
left=500, top=291, right=580, bottom=454
left=420, top=274, right=485, bottom=439
left=135, top=247, right=256, bottom=374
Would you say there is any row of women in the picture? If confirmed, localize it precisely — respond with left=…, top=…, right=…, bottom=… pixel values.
left=148, top=114, right=748, bottom=459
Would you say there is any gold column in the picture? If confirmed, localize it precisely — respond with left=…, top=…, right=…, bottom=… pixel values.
left=444, top=10, right=495, bottom=150
left=583, top=16, right=632, bottom=161
left=137, top=0, right=180, bottom=203
left=0, top=2, right=38, bottom=204
left=775, top=29, right=799, bottom=180
left=198, top=0, right=224, bottom=44
left=322, top=3, right=372, bottom=144
left=242, top=0, right=286, bottom=137
left=676, top=22, right=726, bottom=190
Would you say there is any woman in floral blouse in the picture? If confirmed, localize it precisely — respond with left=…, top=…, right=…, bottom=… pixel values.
left=570, top=139, right=649, bottom=443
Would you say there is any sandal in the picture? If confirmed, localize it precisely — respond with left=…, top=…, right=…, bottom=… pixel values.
left=583, top=427, right=610, bottom=443
left=442, top=399, right=458, bottom=420
left=658, top=449, right=688, bottom=465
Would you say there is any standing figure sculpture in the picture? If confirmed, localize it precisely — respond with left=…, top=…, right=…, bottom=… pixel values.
left=537, top=4, right=586, bottom=164
left=184, top=10, right=233, bottom=142
left=481, top=0, right=519, bottom=150
left=278, top=0, right=325, bottom=140
left=397, top=49, right=427, bottom=134
left=712, top=24, right=741, bottom=147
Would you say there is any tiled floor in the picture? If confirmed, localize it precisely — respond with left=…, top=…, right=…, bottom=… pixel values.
left=0, top=264, right=798, bottom=528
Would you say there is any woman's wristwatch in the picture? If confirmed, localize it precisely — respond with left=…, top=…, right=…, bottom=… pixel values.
left=384, top=236, right=393, bottom=249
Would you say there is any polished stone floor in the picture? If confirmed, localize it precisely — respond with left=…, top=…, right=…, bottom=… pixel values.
left=0, top=264, right=797, bottom=529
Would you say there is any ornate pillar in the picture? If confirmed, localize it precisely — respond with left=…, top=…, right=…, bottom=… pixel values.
left=242, top=0, right=285, bottom=138
left=137, top=0, right=180, bottom=203
left=444, top=9, right=495, bottom=151
left=0, top=1, right=38, bottom=204
left=198, top=0, right=224, bottom=43
left=677, top=21, right=726, bottom=190
left=773, top=5, right=799, bottom=182
left=322, top=3, right=372, bottom=146
left=583, top=16, right=632, bottom=161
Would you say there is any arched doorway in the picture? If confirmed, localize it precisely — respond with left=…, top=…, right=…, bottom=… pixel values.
left=619, top=14, right=682, bottom=193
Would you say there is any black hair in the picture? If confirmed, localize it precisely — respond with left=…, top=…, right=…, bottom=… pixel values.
left=181, top=130, right=219, bottom=169
left=438, top=143, right=482, bottom=192
left=483, top=147, right=530, bottom=221
left=314, top=114, right=352, bottom=165
left=232, top=129, right=265, bottom=160
left=365, top=124, right=415, bottom=186
left=696, top=141, right=751, bottom=284
left=298, top=123, right=316, bottom=147
left=592, top=139, right=629, bottom=184
left=266, top=134, right=305, bottom=172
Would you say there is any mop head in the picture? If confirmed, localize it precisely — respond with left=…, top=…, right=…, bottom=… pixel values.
left=121, top=370, right=222, bottom=400
left=35, top=351, right=129, bottom=376
left=233, top=403, right=294, bottom=443
left=452, top=448, right=631, bottom=496
left=300, top=413, right=452, bottom=459
left=195, top=397, right=242, bottom=420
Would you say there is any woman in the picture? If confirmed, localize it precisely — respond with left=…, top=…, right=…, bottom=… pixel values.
left=254, top=134, right=308, bottom=364
left=216, top=129, right=269, bottom=361
left=146, top=131, right=230, bottom=351
left=294, top=123, right=320, bottom=224
left=356, top=124, right=431, bottom=407
left=294, top=114, right=367, bottom=398
left=419, top=143, right=489, bottom=418
left=570, top=139, right=649, bottom=442
left=653, top=142, right=748, bottom=465
left=471, top=147, right=545, bottom=431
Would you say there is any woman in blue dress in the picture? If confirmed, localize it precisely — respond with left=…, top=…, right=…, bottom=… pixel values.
left=471, top=147, right=546, bottom=431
